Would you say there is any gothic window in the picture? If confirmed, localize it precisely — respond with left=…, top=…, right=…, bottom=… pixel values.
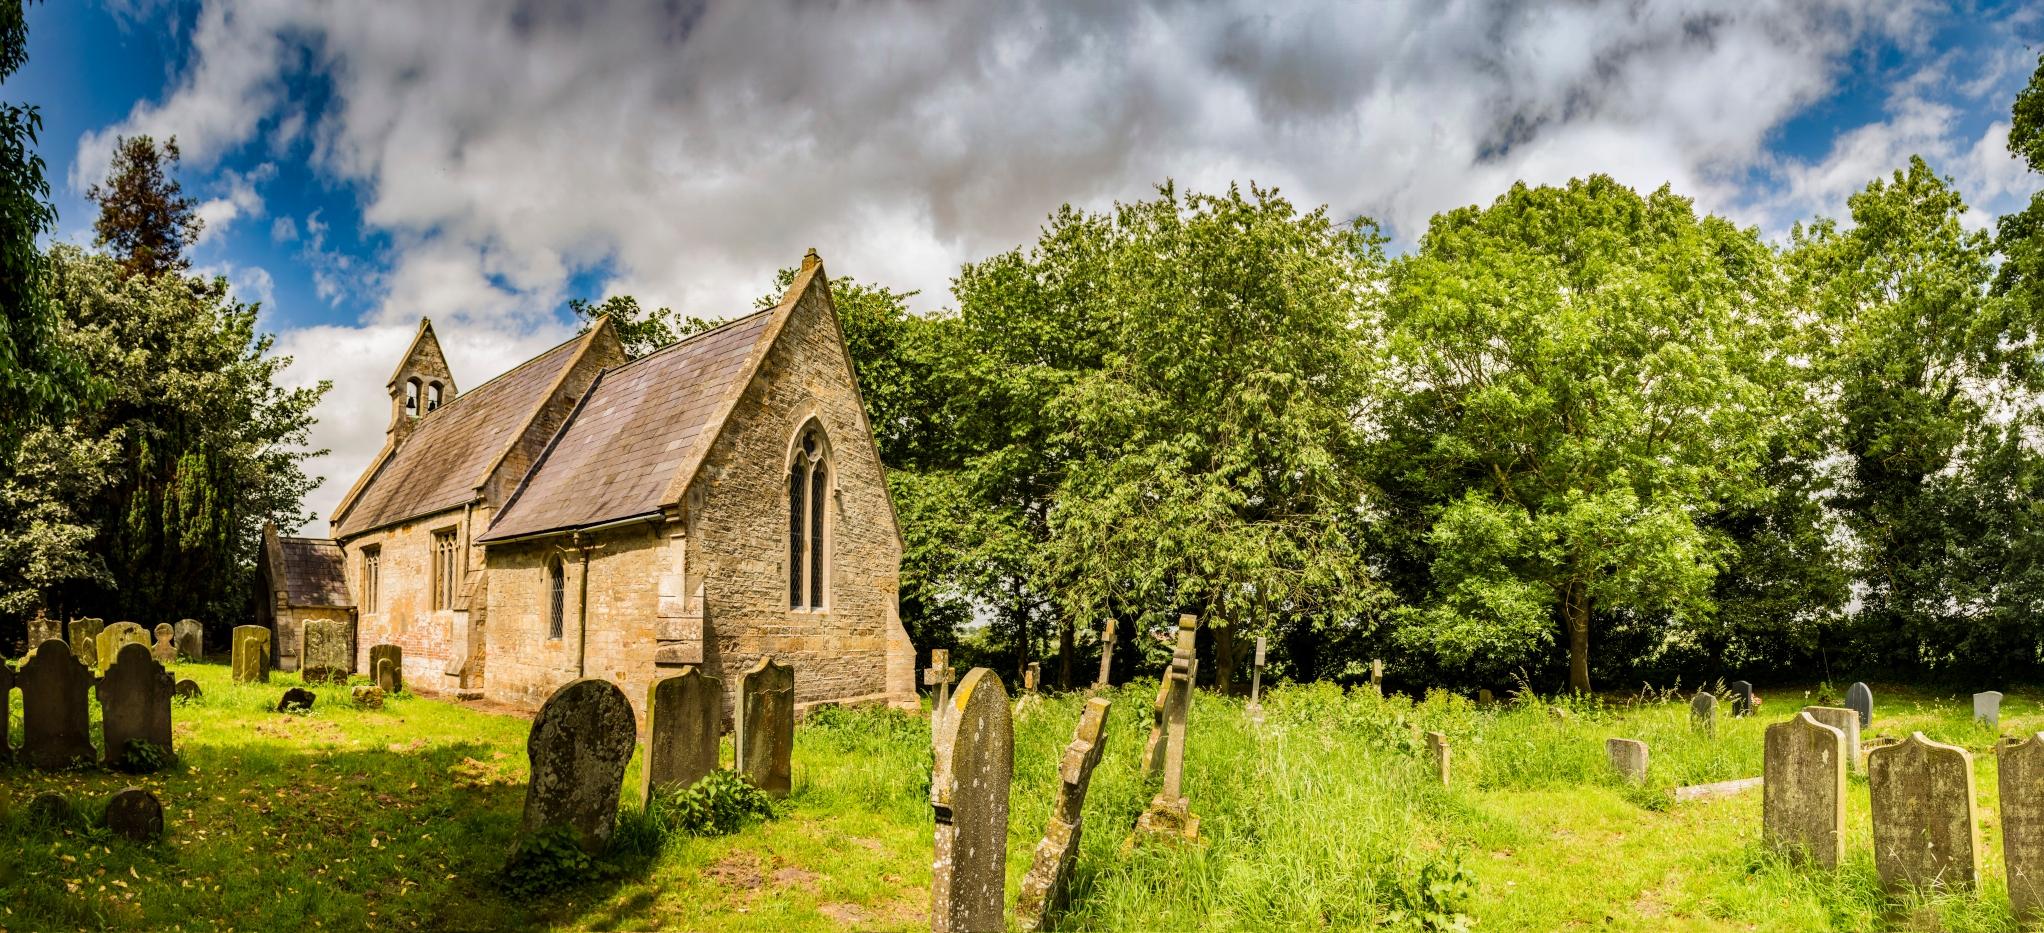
left=432, top=529, right=458, bottom=610
left=546, top=554, right=565, bottom=639
left=427, top=381, right=444, bottom=412
left=362, top=546, right=380, bottom=614
left=788, top=423, right=830, bottom=609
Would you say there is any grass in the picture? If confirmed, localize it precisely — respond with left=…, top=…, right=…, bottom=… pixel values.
left=1, top=663, right=2039, bottom=930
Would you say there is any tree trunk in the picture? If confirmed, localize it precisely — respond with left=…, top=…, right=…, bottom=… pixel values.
left=1094, top=615, right=1115, bottom=689
left=1566, top=581, right=1592, bottom=695
left=1057, top=615, right=1074, bottom=689
left=1214, top=622, right=1236, bottom=696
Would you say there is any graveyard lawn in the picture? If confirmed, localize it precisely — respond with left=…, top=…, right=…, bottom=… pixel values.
left=1, top=670, right=2038, bottom=931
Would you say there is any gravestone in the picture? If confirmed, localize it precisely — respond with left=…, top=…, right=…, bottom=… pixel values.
left=68, top=618, right=104, bottom=670
left=1143, top=614, right=1199, bottom=778
left=1730, top=681, right=1755, bottom=717
left=350, top=685, right=385, bottom=709
left=151, top=624, right=176, bottom=665
left=1370, top=658, right=1384, bottom=695
left=20, top=639, right=94, bottom=770
left=370, top=644, right=403, bottom=693
left=103, top=787, right=164, bottom=842
left=232, top=625, right=270, bottom=683
left=1133, top=617, right=1200, bottom=844
left=0, top=662, right=11, bottom=764
left=26, top=611, right=59, bottom=653
left=1763, top=711, right=1847, bottom=867
left=519, top=678, right=637, bottom=853
left=931, top=668, right=1013, bottom=933
left=1248, top=634, right=1267, bottom=712
left=1975, top=691, right=2004, bottom=730
left=95, top=622, right=149, bottom=675
left=1426, top=731, right=1451, bottom=788
left=924, top=649, right=956, bottom=740
left=1017, top=696, right=1112, bottom=932
left=735, top=656, right=794, bottom=798
left=174, top=679, right=201, bottom=700
left=26, top=792, right=73, bottom=827
left=300, top=618, right=352, bottom=684
left=1868, top=732, right=1979, bottom=891
left=1477, top=688, right=1494, bottom=707
left=1803, top=706, right=1862, bottom=771
left=1023, top=661, right=1040, bottom=694
left=1690, top=691, right=1718, bottom=737
left=2000, top=735, right=2044, bottom=920
left=641, top=666, right=722, bottom=803
left=1846, top=682, right=1873, bottom=728
left=172, top=619, right=203, bottom=661
left=98, top=643, right=173, bottom=771
left=276, top=687, right=316, bottom=712
left=1607, top=738, right=1649, bottom=784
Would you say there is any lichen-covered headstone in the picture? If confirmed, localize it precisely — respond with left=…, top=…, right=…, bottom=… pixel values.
left=1132, top=620, right=1201, bottom=845
left=1608, top=738, right=1649, bottom=784
left=300, top=618, right=352, bottom=683
left=26, top=611, right=59, bottom=654
left=98, top=643, right=173, bottom=771
left=1370, top=658, right=1384, bottom=695
left=370, top=644, right=403, bottom=693
left=20, top=639, right=95, bottom=770
left=1975, top=691, right=2004, bottom=730
left=1801, top=706, right=1862, bottom=773
left=641, top=666, right=721, bottom=803
left=1477, top=688, right=1494, bottom=706
left=95, top=622, right=149, bottom=675
left=1022, top=661, right=1040, bottom=694
left=1730, top=680, right=1755, bottom=717
left=931, top=667, right=1013, bottom=933
left=1426, top=731, right=1451, bottom=788
left=103, top=787, right=164, bottom=842
left=173, top=619, right=203, bottom=661
left=1869, top=732, right=1979, bottom=892
left=1017, top=696, right=1112, bottom=932
left=1764, top=711, right=1847, bottom=867
left=232, top=625, right=270, bottom=683
left=518, top=677, right=636, bottom=853
left=174, top=679, right=201, bottom=700
left=68, top=618, right=104, bottom=670
left=1690, top=691, right=1718, bottom=737
left=276, top=687, right=316, bottom=712
left=924, top=648, right=955, bottom=741
left=1846, top=682, right=1874, bottom=729
left=736, top=657, right=794, bottom=798
left=2001, top=735, right=2044, bottom=920
left=351, top=685, right=386, bottom=709
left=1142, top=614, right=1199, bottom=779
left=151, top=624, right=176, bottom=665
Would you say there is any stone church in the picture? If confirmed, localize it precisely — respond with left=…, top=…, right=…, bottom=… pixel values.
left=255, top=253, right=916, bottom=717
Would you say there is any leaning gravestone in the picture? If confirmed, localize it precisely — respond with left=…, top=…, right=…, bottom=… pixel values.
left=1846, top=682, right=1874, bottom=729
left=1017, top=696, right=1112, bottom=932
left=1426, top=731, right=1451, bottom=788
left=172, top=619, right=203, bottom=661
left=98, top=643, right=173, bottom=771
left=1801, top=706, right=1862, bottom=773
left=1143, top=614, right=1200, bottom=779
left=151, top=623, right=176, bottom=665
left=641, top=666, right=721, bottom=803
left=232, top=625, right=271, bottom=683
left=2000, top=735, right=2044, bottom=920
left=1764, top=711, right=1848, bottom=868
left=103, top=787, right=164, bottom=842
left=736, top=657, right=795, bottom=798
left=300, top=618, right=352, bottom=684
left=95, top=622, right=149, bottom=675
left=1607, top=738, right=1649, bottom=784
left=20, top=639, right=95, bottom=770
left=68, top=618, right=105, bottom=670
left=276, top=687, right=316, bottom=712
left=1690, top=691, right=1718, bottom=737
left=519, top=677, right=637, bottom=853
left=1869, top=732, right=1979, bottom=892
left=369, top=644, right=403, bottom=693
left=931, top=668, right=1013, bottom=933
left=1975, top=691, right=2005, bottom=730
left=1133, top=619, right=1201, bottom=844
left=1730, top=680, right=1755, bottom=717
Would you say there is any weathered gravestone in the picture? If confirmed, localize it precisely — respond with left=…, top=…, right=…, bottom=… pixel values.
left=20, top=639, right=94, bottom=770
left=95, top=622, right=149, bottom=675
left=519, top=678, right=637, bottom=853
left=925, top=649, right=956, bottom=741
left=103, top=787, right=164, bottom=842
left=172, top=619, right=203, bottom=661
left=1133, top=619, right=1200, bottom=844
left=641, top=666, right=721, bottom=803
left=1017, top=696, right=1112, bottom=932
left=173, top=679, right=201, bottom=700
left=931, top=667, right=1013, bottom=933
left=26, top=611, right=59, bottom=654
left=1607, top=738, right=1649, bottom=784
left=232, top=625, right=270, bottom=683
left=1143, top=614, right=1199, bottom=779
left=151, top=624, right=176, bottom=665
left=276, top=687, right=316, bottom=712
left=1426, top=731, right=1451, bottom=788
left=1846, top=682, right=1874, bottom=729
left=98, top=643, right=173, bottom=771
left=350, top=685, right=385, bottom=709
left=1691, top=691, right=1718, bottom=737
left=1022, top=661, right=1040, bottom=694
left=26, top=792, right=73, bottom=827
left=1801, top=706, right=1862, bottom=773
left=300, top=618, right=353, bottom=684
left=1370, top=658, right=1384, bottom=695
left=68, top=618, right=104, bottom=670
left=1869, top=732, right=1979, bottom=892
left=1248, top=634, right=1267, bottom=712
left=370, top=644, right=403, bottom=693
left=2000, top=735, right=2044, bottom=921
left=1764, top=711, right=1847, bottom=868
left=1975, top=691, right=2004, bottom=730
left=1730, top=681, right=1755, bottom=717
left=736, top=656, right=794, bottom=798
left=1477, top=688, right=1494, bottom=707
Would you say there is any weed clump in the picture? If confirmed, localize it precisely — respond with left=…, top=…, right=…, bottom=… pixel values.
left=651, top=770, right=776, bottom=838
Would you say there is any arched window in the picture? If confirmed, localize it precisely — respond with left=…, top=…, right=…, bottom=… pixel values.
left=788, top=423, right=830, bottom=609
left=546, top=554, right=565, bottom=639
left=404, top=378, right=421, bottom=416
left=427, top=382, right=444, bottom=412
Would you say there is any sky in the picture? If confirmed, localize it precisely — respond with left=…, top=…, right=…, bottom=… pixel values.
left=5, top=0, right=2041, bottom=534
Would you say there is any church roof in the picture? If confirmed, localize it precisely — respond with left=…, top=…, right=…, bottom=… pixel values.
left=334, top=330, right=598, bottom=537
left=479, top=307, right=776, bottom=542
left=262, top=528, right=352, bottom=608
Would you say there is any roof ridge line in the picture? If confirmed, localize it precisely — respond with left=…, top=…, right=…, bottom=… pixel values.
left=406, top=325, right=594, bottom=426
left=481, top=364, right=611, bottom=541
left=598, top=305, right=776, bottom=379
left=474, top=321, right=611, bottom=497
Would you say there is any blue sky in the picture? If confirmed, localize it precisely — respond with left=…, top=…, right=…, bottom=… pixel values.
left=5, top=0, right=2041, bottom=531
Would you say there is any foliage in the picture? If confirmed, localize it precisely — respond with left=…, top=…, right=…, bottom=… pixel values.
left=568, top=294, right=707, bottom=358
left=1382, top=852, right=1477, bottom=932
left=650, top=769, right=776, bottom=838
left=114, top=737, right=175, bottom=773
left=87, top=135, right=203, bottom=279
left=498, top=827, right=606, bottom=898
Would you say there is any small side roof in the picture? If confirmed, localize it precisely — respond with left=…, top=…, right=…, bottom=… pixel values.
left=260, top=524, right=352, bottom=608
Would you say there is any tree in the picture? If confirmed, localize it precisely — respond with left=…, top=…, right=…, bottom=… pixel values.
left=1380, top=176, right=1782, bottom=693
left=87, top=135, right=203, bottom=279
left=568, top=294, right=700, bottom=358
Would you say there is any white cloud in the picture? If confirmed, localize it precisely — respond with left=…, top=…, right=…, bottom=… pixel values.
left=271, top=215, right=296, bottom=242
left=191, top=162, right=274, bottom=245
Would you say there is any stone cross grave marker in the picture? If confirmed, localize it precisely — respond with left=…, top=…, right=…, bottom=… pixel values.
left=370, top=644, right=403, bottom=693
left=1690, top=690, right=1718, bottom=737
left=1975, top=691, right=2004, bottom=730
left=1017, top=696, right=1113, bottom=932
left=931, top=667, right=1013, bottom=933
left=1143, top=614, right=1199, bottom=779
left=1869, top=732, right=1979, bottom=892
left=232, top=625, right=270, bottom=683
left=518, top=677, right=636, bottom=853
left=1764, top=711, right=1847, bottom=868
left=1801, top=706, right=1862, bottom=773
left=1248, top=633, right=1267, bottom=712
left=98, top=643, right=173, bottom=771
left=20, top=639, right=95, bottom=770
left=0, top=661, right=11, bottom=764
left=1846, top=682, right=1874, bottom=729
left=641, top=666, right=721, bottom=803
left=68, top=618, right=104, bottom=670
left=103, top=787, right=164, bottom=842
left=1607, top=738, right=1649, bottom=784
left=1730, top=680, right=1755, bottom=717
left=1134, top=616, right=1201, bottom=843
left=1427, top=731, right=1451, bottom=788
left=151, top=624, right=175, bottom=665
left=172, top=619, right=202, bottom=661
left=925, top=649, right=956, bottom=740
left=300, top=618, right=352, bottom=684
left=736, top=656, right=794, bottom=798
left=96, top=621, right=148, bottom=675
left=2000, top=734, right=2044, bottom=920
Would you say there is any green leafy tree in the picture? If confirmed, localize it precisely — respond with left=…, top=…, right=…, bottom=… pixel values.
left=87, top=135, right=203, bottom=279
left=568, top=294, right=702, bottom=358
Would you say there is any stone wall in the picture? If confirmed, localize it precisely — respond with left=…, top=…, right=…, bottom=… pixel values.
left=277, top=606, right=354, bottom=673
left=483, top=527, right=668, bottom=716
left=340, top=505, right=471, bottom=693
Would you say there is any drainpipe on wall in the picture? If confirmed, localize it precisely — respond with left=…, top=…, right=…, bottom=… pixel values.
left=575, top=532, right=591, bottom=677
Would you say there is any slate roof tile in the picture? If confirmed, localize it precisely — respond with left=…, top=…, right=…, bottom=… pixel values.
left=277, top=537, right=351, bottom=608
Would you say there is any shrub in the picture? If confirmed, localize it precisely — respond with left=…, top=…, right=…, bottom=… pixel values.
left=652, top=770, right=776, bottom=838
